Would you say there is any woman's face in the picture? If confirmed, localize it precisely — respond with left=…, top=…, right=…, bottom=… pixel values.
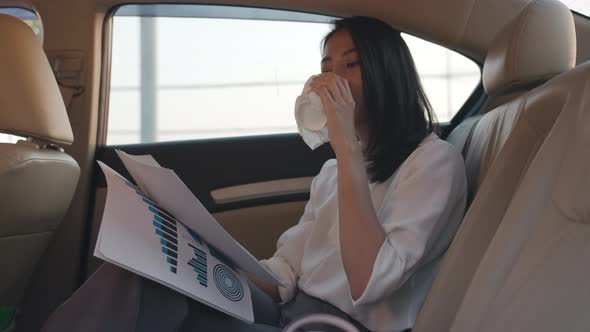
left=321, top=29, right=367, bottom=134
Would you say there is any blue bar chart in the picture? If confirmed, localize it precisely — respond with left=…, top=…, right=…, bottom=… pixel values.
left=98, top=159, right=255, bottom=323
left=137, top=190, right=179, bottom=274
left=187, top=242, right=208, bottom=287
left=127, top=180, right=209, bottom=285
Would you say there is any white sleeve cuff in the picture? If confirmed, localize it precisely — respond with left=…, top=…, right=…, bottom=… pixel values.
left=350, top=238, right=404, bottom=307
left=260, top=256, right=298, bottom=304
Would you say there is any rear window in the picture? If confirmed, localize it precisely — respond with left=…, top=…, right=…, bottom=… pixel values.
left=558, top=0, right=590, bottom=16
left=105, top=5, right=481, bottom=145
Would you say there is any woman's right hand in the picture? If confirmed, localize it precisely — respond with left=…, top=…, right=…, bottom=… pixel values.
left=309, top=73, right=362, bottom=160
left=246, top=273, right=281, bottom=302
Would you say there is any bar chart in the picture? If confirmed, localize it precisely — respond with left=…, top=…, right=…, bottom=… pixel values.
left=133, top=186, right=179, bottom=275
left=99, top=160, right=255, bottom=323
left=188, top=243, right=208, bottom=287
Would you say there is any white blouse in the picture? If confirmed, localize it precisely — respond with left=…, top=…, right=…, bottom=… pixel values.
left=260, top=133, right=467, bottom=332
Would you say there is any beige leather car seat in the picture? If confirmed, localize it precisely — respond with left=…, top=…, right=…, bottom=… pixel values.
left=449, top=59, right=590, bottom=332
left=414, top=0, right=578, bottom=330
left=446, top=0, right=576, bottom=204
left=0, top=13, right=80, bottom=310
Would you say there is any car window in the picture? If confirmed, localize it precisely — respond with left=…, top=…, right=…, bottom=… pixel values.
left=106, top=5, right=481, bottom=145
left=557, top=0, right=590, bottom=17
left=403, top=34, right=480, bottom=123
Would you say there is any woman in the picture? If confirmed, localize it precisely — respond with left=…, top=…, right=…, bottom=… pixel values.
left=43, top=16, right=466, bottom=332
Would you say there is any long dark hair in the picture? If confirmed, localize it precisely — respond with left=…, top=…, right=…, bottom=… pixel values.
left=323, top=16, right=437, bottom=183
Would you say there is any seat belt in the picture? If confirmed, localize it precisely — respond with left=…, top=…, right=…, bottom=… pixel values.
left=47, top=51, right=85, bottom=112
left=58, top=83, right=84, bottom=111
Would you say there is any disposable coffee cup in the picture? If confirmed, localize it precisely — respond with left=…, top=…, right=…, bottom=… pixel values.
left=295, top=91, right=327, bottom=131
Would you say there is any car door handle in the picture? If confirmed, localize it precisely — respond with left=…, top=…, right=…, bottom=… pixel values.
left=210, top=177, right=314, bottom=205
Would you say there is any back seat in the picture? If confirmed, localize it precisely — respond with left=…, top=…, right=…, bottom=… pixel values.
left=446, top=0, right=576, bottom=203
left=414, top=0, right=577, bottom=330
left=449, top=59, right=590, bottom=332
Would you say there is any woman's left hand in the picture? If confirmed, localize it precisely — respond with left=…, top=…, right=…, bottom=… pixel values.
left=309, top=73, right=362, bottom=159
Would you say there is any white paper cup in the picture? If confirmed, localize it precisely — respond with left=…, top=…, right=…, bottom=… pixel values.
left=295, top=91, right=327, bottom=131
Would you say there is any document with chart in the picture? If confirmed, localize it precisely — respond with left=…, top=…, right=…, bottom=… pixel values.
left=94, top=152, right=281, bottom=323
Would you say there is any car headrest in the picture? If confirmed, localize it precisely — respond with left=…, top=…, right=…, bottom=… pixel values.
left=0, top=14, right=73, bottom=146
left=483, top=0, right=576, bottom=96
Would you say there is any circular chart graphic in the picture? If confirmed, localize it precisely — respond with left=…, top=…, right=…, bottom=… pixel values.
left=213, top=264, right=244, bottom=302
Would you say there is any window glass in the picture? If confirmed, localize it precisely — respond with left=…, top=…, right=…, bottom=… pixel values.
left=403, top=34, right=481, bottom=121
left=106, top=5, right=480, bottom=145
left=558, top=0, right=590, bottom=17
left=0, top=134, right=24, bottom=144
